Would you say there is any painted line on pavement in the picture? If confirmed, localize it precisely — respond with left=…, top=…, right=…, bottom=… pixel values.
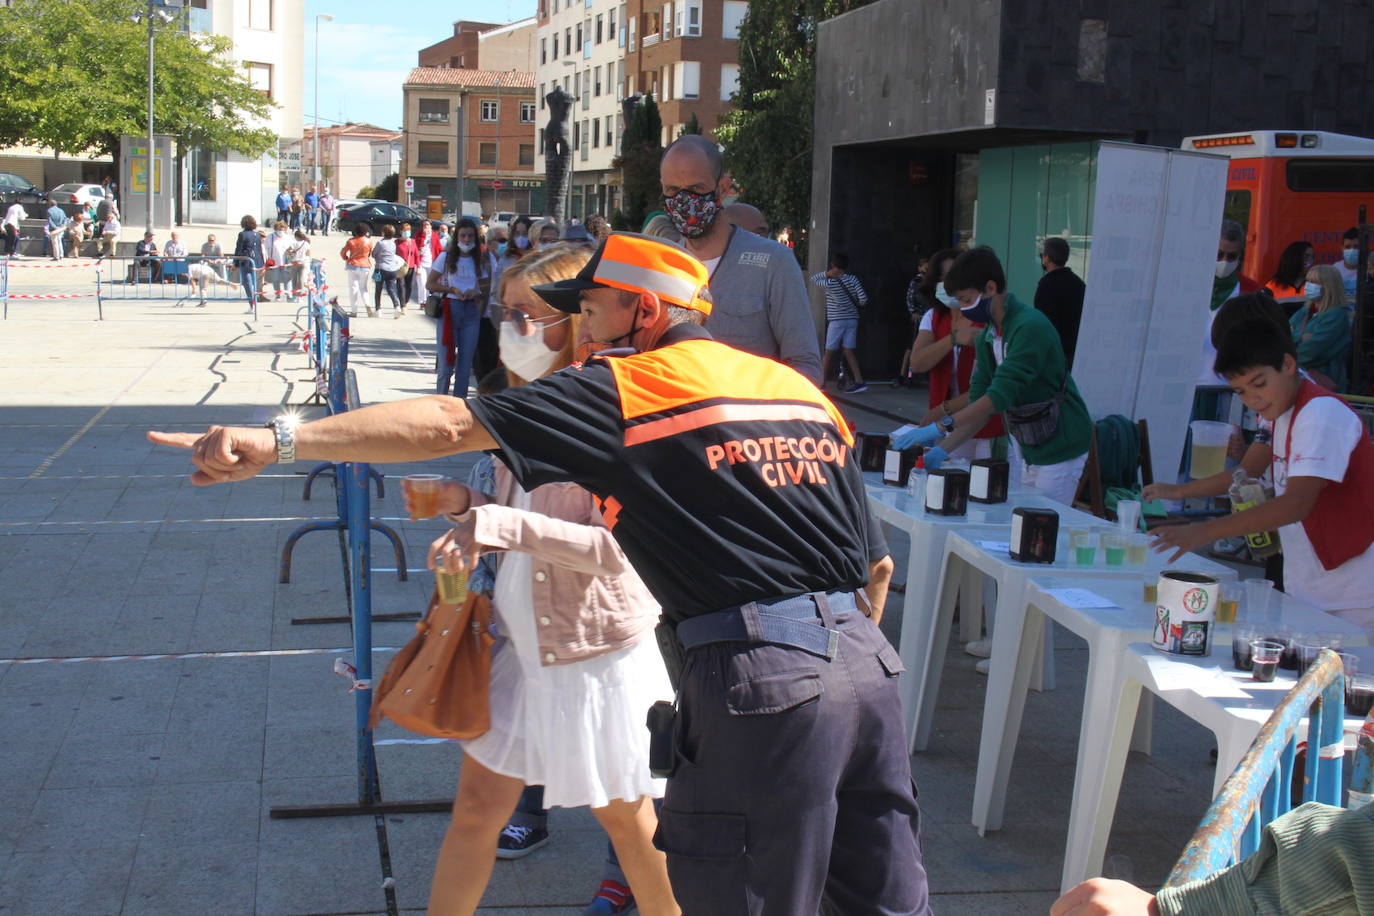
left=0, top=645, right=399, bottom=666
left=27, top=405, right=113, bottom=479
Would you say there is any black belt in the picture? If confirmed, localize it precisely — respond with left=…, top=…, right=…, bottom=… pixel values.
left=675, top=591, right=854, bottom=661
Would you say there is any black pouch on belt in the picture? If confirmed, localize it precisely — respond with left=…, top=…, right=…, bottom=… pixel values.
left=646, top=700, right=678, bottom=778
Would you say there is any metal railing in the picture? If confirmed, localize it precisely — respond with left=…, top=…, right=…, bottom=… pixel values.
left=1166, top=649, right=1348, bottom=884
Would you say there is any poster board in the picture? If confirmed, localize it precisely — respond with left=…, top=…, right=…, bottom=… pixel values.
left=1073, top=142, right=1229, bottom=481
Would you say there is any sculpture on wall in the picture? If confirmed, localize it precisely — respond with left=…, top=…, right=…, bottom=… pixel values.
left=543, top=86, right=573, bottom=221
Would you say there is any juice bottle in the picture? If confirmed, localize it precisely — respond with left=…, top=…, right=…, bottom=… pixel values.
left=1228, top=469, right=1281, bottom=559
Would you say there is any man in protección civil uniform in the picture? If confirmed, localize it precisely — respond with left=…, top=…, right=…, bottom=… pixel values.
left=148, top=233, right=932, bottom=915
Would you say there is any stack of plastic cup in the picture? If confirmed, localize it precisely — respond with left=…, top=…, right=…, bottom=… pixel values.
left=1243, top=578, right=1279, bottom=627
left=1117, top=500, right=1142, bottom=533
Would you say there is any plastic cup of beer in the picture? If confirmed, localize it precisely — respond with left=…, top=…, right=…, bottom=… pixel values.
left=1243, top=578, right=1276, bottom=625
left=1116, top=500, right=1142, bottom=533
left=1142, top=575, right=1159, bottom=605
left=1189, top=420, right=1234, bottom=479
left=1070, top=530, right=1097, bottom=566
left=1126, top=533, right=1150, bottom=566
left=1216, top=583, right=1240, bottom=624
left=402, top=474, right=445, bottom=520
left=436, top=566, right=469, bottom=605
left=1250, top=639, right=1284, bottom=683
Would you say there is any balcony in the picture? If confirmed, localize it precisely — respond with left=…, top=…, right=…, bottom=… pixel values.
left=641, top=33, right=660, bottom=48
left=185, top=6, right=213, bottom=33
left=417, top=113, right=450, bottom=124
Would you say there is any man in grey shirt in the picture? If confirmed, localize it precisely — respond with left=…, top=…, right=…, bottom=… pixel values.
left=659, top=136, right=821, bottom=383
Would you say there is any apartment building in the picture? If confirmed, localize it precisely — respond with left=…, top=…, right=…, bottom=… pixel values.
left=400, top=69, right=543, bottom=217
left=623, top=0, right=746, bottom=146
left=418, top=19, right=538, bottom=74
left=534, top=0, right=630, bottom=220
left=184, top=0, right=304, bottom=224
left=298, top=123, right=403, bottom=200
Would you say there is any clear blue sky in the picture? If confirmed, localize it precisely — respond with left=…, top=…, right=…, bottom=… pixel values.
left=304, top=0, right=537, bottom=132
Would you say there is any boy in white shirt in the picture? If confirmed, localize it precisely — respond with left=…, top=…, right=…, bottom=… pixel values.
left=1146, top=318, right=1374, bottom=629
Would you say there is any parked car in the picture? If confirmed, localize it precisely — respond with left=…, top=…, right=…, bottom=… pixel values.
left=47, top=182, right=107, bottom=207
left=334, top=201, right=425, bottom=236
left=488, top=211, right=517, bottom=235
left=0, top=172, right=44, bottom=206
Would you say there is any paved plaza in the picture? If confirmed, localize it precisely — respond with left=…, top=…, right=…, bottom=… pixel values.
left=0, top=236, right=1225, bottom=914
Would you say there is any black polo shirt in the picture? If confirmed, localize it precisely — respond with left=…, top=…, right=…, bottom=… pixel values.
left=466, top=324, right=887, bottom=622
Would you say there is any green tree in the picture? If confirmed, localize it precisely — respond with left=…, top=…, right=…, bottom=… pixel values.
left=715, top=0, right=878, bottom=264
left=374, top=172, right=399, bottom=203
left=0, top=0, right=278, bottom=161
left=613, top=93, right=664, bottom=230
left=678, top=112, right=702, bottom=138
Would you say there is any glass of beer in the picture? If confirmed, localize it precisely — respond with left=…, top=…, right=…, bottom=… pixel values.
left=1126, top=533, right=1150, bottom=566
left=402, top=473, right=446, bottom=520
left=1216, top=583, right=1240, bottom=624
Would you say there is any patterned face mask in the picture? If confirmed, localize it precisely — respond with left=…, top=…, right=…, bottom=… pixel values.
left=663, top=188, right=722, bottom=239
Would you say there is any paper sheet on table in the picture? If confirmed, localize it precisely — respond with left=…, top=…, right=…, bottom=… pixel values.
left=1137, top=650, right=1252, bottom=699
left=976, top=540, right=1011, bottom=553
left=1043, top=588, right=1121, bottom=610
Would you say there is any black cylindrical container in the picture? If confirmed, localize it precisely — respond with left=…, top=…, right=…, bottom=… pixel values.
left=1010, top=507, right=1059, bottom=563
left=924, top=467, right=970, bottom=516
left=857, top=432, right=890, bottom=472
left=969, top=458, right=1010, bottom=503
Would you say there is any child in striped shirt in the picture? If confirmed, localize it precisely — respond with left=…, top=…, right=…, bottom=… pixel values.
left=810, top=252, right=870, bottom=393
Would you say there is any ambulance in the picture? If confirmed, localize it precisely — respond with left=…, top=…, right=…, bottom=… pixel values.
left=1180, top=130, right=1374, bottom=287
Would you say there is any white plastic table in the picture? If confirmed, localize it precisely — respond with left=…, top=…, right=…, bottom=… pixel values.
left=909, top=530, right=1235, bottom=756
left=862, top=476, right=1070, bottom=733
left=1063, top=632, right=1372, bottom=893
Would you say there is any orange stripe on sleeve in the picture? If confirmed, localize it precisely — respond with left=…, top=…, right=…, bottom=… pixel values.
left=623, top=402, right=839, bottom=447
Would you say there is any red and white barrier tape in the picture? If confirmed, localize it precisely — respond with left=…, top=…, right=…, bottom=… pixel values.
left=7, top=292, right=90, bottom=299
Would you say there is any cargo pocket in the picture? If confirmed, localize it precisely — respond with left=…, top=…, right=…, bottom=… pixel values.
left=656, top=810, right=749, bottom=912
left=877, top=644, right=905, bottom=677
left=725, top=669, right=822, bottom=716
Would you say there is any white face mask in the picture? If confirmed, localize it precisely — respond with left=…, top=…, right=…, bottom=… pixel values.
left=514, top=235, right=530, bottom=249
left=1215, top=258, right=1239, bottom=279
left=936, top=283, right=959, bottom=309
left=457, top=241, right=475, bottom=254
left=499, top=319, right=562, bottom=380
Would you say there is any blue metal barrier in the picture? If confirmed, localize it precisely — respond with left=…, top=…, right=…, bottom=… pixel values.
left=1166, top=649, right=1347, bottom=884
left=298, top=299, right=383, bottom=501
left=1, top=259, right=7, bottom=320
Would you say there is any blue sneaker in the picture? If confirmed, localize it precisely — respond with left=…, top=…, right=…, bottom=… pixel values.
left=582, top=879, right=636, bottom=914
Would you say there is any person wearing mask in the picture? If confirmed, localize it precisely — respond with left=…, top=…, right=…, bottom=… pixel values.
left=274, top=187, right=291, bottom=225
left=809, top=253, right=870, bottom=393
left=339, top=224, right=375, bottom=317
left=1202, top=220, right=1264, bottom=386
left=148, top=232, right=929, bottom=916
left=529, top=218, right=561, bottom=249
left=417, top=244, right=678, bottom=916
left=317, top=190, right=335, bottom=236
left=507, top=216, right=534, bottom=259
left=659, top=134, right=822, bottom=383
left=427, top=218, right=495, bottom=396
left=45, top=198, right=69, bottom=260
left=303, top=186, right=319, bottom=235
left=396, top=223, right=421, bottom=310
left=1034, top=236, right=1087, bottom=369
left=286, top=230, right=312, bottom=303
left=233, top=215, right=265, bottom=313
left=412, top=220, right=442, bottom=308
left=436, top=222, right=452, bottom=250
left=1337, top=226, right=1368, bottom=304
left=266, top=221, right=293, bottom=300
left=894, top=246, right=1092, bottom=504
left=135, top=231, right=162, bottom=283
left=1290, top=263, right=1353, bottom=392
left=1265, top=240, right=1314, bottom=316
left=370, top=224, right=405, bottom=317
left=2, top=200, right=24, bottom=257
left=894, top=251, right=930, bottom=387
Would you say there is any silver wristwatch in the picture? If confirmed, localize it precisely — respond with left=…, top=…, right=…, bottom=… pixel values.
left=266, top=416, right=297, bottom=464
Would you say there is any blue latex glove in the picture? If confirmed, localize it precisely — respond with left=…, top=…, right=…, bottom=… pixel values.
left=891, top=423, right=943, bottom=450
left=923, top=445, right=949, bottom=471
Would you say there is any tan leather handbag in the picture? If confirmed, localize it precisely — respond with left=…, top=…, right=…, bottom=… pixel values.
left=370, top=590, right=494, bottom=738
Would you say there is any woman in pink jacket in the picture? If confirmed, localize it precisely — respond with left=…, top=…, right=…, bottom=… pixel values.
left=408, top=245, right=677, bottom=916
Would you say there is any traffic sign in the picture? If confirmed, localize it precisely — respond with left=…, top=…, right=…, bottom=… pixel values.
left=403, top=177, right=415, bottom=192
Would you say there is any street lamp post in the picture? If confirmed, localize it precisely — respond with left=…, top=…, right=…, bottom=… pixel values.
left=136, top=0, right=181, bottom=235
left=314, top=14, right=334, bottom=193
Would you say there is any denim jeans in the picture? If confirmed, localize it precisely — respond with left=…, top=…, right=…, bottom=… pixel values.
left=239, top=264, right=258, bottom=305
left=436, top=298, right=480, bottom=396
